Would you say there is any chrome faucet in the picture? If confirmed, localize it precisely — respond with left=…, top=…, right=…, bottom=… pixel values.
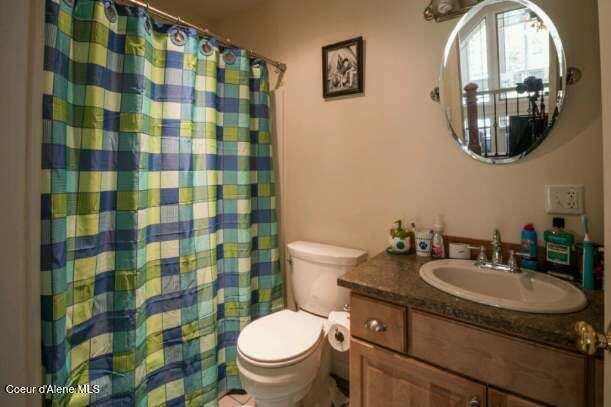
left=473, top=229, right=522, bottom=273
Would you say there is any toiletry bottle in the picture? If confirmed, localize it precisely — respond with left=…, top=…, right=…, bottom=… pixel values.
left=431, top=215, right=446, bottom=259
left=519, top=223, right=538, bottom=270
left=581, top=215, right=595, bottom=289
left=543, top=217, right=575, bottom=279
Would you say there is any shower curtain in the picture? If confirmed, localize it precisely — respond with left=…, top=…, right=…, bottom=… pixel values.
left=41, top=0, right=283, bottom=405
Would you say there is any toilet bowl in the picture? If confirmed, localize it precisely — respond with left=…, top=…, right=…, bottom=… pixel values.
left=236, top=241, right=367, bottom=407
left=237, top=310, right=328, bottom=407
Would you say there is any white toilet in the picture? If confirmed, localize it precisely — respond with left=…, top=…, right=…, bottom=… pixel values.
left=236, top=241, right=367, bottom=407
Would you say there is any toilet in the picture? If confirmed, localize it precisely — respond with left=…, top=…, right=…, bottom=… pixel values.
left=236, top=241, right=367, bottom=407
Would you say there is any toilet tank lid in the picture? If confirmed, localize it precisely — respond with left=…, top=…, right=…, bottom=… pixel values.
left=287, top=241, right=367, bottom=266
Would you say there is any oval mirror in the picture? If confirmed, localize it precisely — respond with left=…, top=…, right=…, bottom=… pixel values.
left=440, top=0, right=566, bottom=164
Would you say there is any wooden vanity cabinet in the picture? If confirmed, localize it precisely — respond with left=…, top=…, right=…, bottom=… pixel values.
left=349, top=293, right=600, bottom=407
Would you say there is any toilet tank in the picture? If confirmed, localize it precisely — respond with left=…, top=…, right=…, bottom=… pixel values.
left=287, top=241, right=367, bottom=317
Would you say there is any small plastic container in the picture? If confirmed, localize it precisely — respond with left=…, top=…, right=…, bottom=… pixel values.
left=415, top=229, right=433, bottom=257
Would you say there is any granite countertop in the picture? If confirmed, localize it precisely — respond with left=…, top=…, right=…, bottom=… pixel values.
left=338, top=251, right=604, bottom=352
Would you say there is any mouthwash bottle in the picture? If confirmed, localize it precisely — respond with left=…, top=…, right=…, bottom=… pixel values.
left=543, top=217, right=575, bottom=279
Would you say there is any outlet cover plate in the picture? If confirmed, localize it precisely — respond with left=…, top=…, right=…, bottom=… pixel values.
left=545, top=185, right=584, bottom=215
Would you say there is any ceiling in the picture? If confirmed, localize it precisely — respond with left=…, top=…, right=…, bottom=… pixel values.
left=148, top=0, right=266, bottom=25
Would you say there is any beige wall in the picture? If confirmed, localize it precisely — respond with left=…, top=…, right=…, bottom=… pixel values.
left=597, top=0, right=611, bottom=403
left=0, top=0, right=42, bottom=405
left=211, top=0, right=603, bottom=258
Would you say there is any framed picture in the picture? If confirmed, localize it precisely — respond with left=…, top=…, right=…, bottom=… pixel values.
left=322, top=36, right=364, bottom=98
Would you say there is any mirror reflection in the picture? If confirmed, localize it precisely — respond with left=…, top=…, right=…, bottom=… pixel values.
left=440, top=0, right=566, bottom=164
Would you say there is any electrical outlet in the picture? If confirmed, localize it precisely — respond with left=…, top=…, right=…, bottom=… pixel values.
left=545, top=185, right=584, bottom=215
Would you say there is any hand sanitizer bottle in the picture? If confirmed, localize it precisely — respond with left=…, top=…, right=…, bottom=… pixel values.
left=431, top=215, right=446, bottom=259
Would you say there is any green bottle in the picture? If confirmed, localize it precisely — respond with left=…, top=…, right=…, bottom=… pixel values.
left=543, top=217, right=575, bottom=278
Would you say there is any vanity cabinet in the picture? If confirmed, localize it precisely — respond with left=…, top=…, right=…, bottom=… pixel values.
left=349, top=293, right=601, bottom=407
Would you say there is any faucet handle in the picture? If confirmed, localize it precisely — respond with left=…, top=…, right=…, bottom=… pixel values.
left=474, top=245, right=487, bottom=265
left=507, top=250, right=522, bottom=273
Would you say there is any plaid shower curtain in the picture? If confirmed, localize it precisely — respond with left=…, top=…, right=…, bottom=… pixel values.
left=41, top=0, right=283, bottom=405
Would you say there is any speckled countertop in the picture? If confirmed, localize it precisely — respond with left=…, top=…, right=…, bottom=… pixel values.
left=338, top=251, right=604, bottom=352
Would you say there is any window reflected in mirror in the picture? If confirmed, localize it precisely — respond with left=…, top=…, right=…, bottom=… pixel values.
left=440, top=0, right=566, bottom=164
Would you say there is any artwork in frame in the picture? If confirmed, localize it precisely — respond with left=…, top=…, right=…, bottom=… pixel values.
left=322, top=36, right=364, bottom=98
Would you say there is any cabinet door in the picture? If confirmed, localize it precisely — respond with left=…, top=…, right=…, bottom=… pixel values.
left=488, top=389, right=544, bottom=407
left=350, top=338, right=486, bottom=407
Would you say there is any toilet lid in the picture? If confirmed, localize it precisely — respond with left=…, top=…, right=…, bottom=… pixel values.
left=237, top=310, right=324, bottom=364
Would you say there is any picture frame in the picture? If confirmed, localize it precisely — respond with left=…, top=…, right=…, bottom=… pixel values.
left=322, top=36, right=364, bottom=98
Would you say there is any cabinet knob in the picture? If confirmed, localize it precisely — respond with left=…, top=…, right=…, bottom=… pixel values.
left=364, top=319, right=387, bottom=333
left=574, top=321, right=611, bottom=355
left=468, top=396, right=481, bottom=407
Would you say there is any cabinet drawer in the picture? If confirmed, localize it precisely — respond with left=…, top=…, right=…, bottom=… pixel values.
left=350, top=293, right=406, bottom=353
left=409, top=310, right=587, bottom=407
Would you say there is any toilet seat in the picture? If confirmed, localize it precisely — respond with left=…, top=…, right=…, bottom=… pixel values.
left=237, top=310, right=324, bottom=368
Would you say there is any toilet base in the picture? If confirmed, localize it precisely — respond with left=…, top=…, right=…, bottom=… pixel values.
left=238, top=339, right=335, bottom=407
left=298, top=342, right=333, bottom=407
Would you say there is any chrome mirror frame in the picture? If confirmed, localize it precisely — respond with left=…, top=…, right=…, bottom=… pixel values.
left=439, top=0, right=568, bottom=165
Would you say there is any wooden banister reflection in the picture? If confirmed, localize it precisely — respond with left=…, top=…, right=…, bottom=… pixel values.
left=464, top=83, right=481, bottom=154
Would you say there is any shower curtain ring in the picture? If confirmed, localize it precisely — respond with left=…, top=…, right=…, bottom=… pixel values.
left=176, top=16, right=182, bottom=26
left=145, top=2, right=150, bottom=11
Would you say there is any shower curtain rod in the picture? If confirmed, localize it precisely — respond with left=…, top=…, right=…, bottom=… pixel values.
left=116, top=0, right=287, bottom=73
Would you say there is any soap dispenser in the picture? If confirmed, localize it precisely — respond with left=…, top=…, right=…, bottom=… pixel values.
left=431, top=215, right=446, bottom=259
left=388, top=220, right=411, bottom=254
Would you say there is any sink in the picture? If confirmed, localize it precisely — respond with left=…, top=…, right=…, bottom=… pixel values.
left=419, top=259, right=587, bottom=313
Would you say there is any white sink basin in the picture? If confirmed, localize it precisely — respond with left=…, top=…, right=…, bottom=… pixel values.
left=419, top=259, right=587, bottom=313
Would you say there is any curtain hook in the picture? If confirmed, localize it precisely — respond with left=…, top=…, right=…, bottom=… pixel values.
left=145, top=2, right=150, bottom=12
left=176, top=16, right=182, bottom=26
